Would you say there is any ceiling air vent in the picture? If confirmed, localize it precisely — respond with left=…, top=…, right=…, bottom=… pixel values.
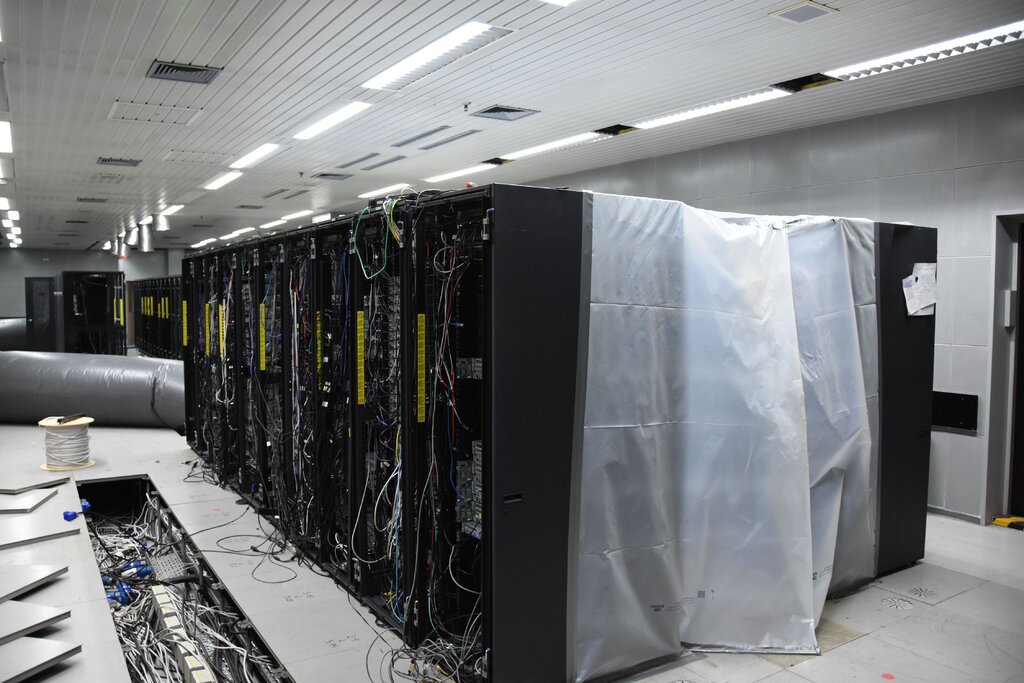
left=147, top=60, right=223, bottom=85
left=235, top=205, right=264, bottom=210
left=52, top=242, right=70, bottom=246
left=770, top=2, right=837, bottom=24
left=336, top=153, right=379, bottom=169
left=262, top=188, right=288, bottom=199
left=98, top=157, right=141, bottom=167
left=420, top=129, right=481, bottom=150
left=191, top=223, right=214, bottom=228
left=313, top=173, right=353, bottom=181
left=57, top=233, right=79, bottom=237
left=65, top=220, right=89, bottom=224
left=77, top=197, right=108, bottom=203
left=361, top=155, right=406, bottom=171
left=471, top=105, right=538, bottom=121
left=108, top=101, right=203, bottom=125
left=283, top=190, right=308, bottom=200
left=392, top=125, right=451, bottom=148
left=772, top=73, right=841, bottom=92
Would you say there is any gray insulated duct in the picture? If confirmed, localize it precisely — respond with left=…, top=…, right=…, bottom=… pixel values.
left=0, top=351, right=184, bottom=431
left=0, top=318, right=28, bottom=350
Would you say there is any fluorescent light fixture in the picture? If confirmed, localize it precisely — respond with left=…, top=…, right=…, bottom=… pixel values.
left=102, top=241, right=112, bottom=250
left=825, top=20, right=1024, bottom=80
left=9, top=243, right=18, bottom=249
left=540, top=0, right=578, bottom=5
left=160, top=204, right=184, bottom=216
left=501, top=132, right=609, bottom=160
left=10, top=226, right=20, bottom=234
left=234, top=227, right=255, bottom=235
left=190, top=242, right=205, bottom=248
left=357, top=183, right=412, bottom=199
left=0, top=122, right=11, bottom=153
left=4, top=232, right=12, bottom=240
left=632, top=88, right=790, bottom=130
left=259, top=219, right=286, bottom=229
left=361, top=21, right=511, bottom=90
left=312, top=212, right=332, bottom=223
left=229, top=143, right=281, bottom=169
left=293, top=102, right=371, bottom=140
left=424, top=163, right=498, bottom=183
left=219, top=233, right=237, bottom=240
left=1, top=219, right=11, bottom=228
left=281, top=210, right=313, bottom=220
left=7, top=210, right=19, bottom=221
left=0, top=198, right=8, bottom=210
left=202, top=170, right=243, bottom=190
left=138, top=215, right=153, bottom=225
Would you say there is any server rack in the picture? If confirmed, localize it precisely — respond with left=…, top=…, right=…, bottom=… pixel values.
left=131, top=276, right=182, bottom=359
left=27, top=271, right=127, bottom=354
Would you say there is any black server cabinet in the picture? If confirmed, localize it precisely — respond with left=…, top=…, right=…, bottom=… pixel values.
left=25, top=276, right=58, bottom=351
left=59, top=271, right=127, bottom=354
left=410, top=185, right=587, bottom=681
left=875, top=223, right=937, bottom=575
left=132, top=276, right=182, bottom=359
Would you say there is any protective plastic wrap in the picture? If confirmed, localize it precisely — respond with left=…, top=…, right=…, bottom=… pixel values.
left=0, top=351, right=184, bottom=430
left=575, top=194, right=816, bottom=681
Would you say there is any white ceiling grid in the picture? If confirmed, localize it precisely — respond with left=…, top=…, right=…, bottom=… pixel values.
left=0, top=0, right=1021, bottom=249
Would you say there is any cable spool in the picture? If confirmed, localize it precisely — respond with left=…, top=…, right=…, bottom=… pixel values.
left=37, top=416, right=96, bottom=471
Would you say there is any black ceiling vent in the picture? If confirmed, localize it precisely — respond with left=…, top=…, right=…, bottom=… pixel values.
left=312, top=172, right=353, bottom=181
left=772, top=73, right=841, bottom=92
left=392, top=125, right=451, bottom=148
left=97, top=157, right=142, bottom=167
left=57, top=232, right=79, bottom=237
left=146, top=60, right=223, bottom=85
left=191, top=223, right=214, bottom=228
left=283, top=189, right=308, bottom=200
left=594, top=124, right=637, bottom=136
left=471, top=105, right=538, bottom=121
left=336, top=152, right=379, bottom=169
left=76, top=196, right=107, bottom=203
left=235, top=204, right=264, bottom=210
left=361, top=155, right=406, bottom=171
left=420, top=129, right=481, bottom=150
left=262, top=188, right=288, bottom=199
left=65, top=219, right=89, bottom=224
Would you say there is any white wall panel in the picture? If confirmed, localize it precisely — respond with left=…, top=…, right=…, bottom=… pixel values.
left=955, top=87, right=1024, bottom=168
left=876, top=100, right=956, bottom=177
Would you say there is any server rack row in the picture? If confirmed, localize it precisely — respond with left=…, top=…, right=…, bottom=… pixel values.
left=131, top=276, right=182, bottom=359
left=24, top=271, right=127, bottom=354
left=183, top=185, right=584, bottom=681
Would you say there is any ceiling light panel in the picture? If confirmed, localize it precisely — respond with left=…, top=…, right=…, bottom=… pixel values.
left=229, top=143, right=281, bottom=168
left=7, top=210, right=18, bottom=220
left=259, top=219, right=286, bottom=229
left=424, top=164, right=498, bottom=183
left=161, top=204, right=184, bottom=215
left=361, top=22, right=513, bottom=91
left=293, top=102, right=371, bottom=140
left=138, top=215, right=153, bottom=225
left=282, top=210, right=313, bottom=220
left=501, top=132, right=609, bottom=160
left=0, top=122, right=11, bottom=153
left=357, top=183, right=411, bottom=199
left=631, top=88, right=790, bottom=129
left=825, top=20, right=1024, bottom=81
left=202, top=171, right=243, bottom=190
left=0, top=198, right=8, bottom=210
left=312, top=213, right=332, bottom=223
left=1, top=219, right=10, bottom=228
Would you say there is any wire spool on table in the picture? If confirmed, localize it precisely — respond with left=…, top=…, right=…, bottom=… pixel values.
left=37, top=416, right=96, bottom=471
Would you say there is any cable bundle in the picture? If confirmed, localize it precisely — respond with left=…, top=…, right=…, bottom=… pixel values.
left=39, top=417, right=95, bottom=470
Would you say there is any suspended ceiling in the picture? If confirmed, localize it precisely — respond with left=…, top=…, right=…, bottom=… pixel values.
left=0, top=0, right=1022, bottom=250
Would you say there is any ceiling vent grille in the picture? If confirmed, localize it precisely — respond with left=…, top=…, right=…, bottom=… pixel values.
left=336, top=153, right=379, bottom=169
left=90, top=172, right=125, bottom=184
left=146, top=60, right=223, bottom=85
left=108, top=100, right=203, bottom=125
left=97, top=157, right=141, bottom=167
left=312, top=173, right=353, bottom=181
left=76, top=197, right=108, bottom=203
left=471, top=105, right=538, bottom=121
left=283, top=190, right=308, bottom=200
left=65, top=220, right=89, bottom=224
left=57, top=232, right=79, bottom=237
left=420, top=129, right=481, bottom=150
left=235, top=205, right=264, bottom=210
left=262, top=188, right=288, bottom=199
left=191, top=223, right=214, bottom=228
left=163, top=150, right=231, bottom=165
left=361, top=155, right=406, bottom=171
left=392, top=125, right=451, bottom=147
left=771, top=2, right=837, bottom=24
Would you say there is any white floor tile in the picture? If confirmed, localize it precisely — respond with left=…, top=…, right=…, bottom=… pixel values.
left=874, top=562, right=986, bottom=605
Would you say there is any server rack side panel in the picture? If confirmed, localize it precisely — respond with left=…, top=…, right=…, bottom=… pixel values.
left=183, top=260, right=199, bottom=451
left=487, top=185, right=586, bottom=682
left=875, top=223, right=937, bottom=574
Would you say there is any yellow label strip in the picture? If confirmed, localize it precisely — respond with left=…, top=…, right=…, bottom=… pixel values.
left=356, top=310, right=366, bottom=405
left=219, top=303, right=226, bottom=357
left=417, top=313, right=426, bottom=423
left=120, top=298, right=125, bottom=326
left=259, top=304, right=266, bottom=371
left=182, top=300, right=188, bottom=347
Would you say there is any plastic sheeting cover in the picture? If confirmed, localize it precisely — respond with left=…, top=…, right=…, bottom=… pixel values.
left=575, top=194, right=816, bottom=681
left=0, top=351, right=184, bottom=430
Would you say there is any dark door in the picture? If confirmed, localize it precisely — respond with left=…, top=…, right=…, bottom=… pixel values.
left=1010, top=234, right=1024, bottom=515
left=24, top=277, right=56, bottom=351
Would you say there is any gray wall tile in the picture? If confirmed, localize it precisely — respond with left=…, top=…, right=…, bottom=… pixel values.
left=699, top=140, right=752, bottom=199
left=933, top=343, right=952, bottom=391
left=747, top=187, right=811, bottom=216
left=653, top=150, right=701, bottom=201
left=935, top=258, right=954, bottom=344
left=952, top=257, right=993, bottom=347
left=876, top=171, right=955, bottom=257
left=929, top=432, right=948, bottom=508
left=804, top=179, right=877, bottom=219
left=956, top=87, right=1024, bottom=168
left=751, top=128, right=809, bottom=192
left=945, top=432, right=986, bottom=517
left=807, top=115, right=879, bottom=184
left=953, top=162, right=1024, bottom=258
left=950, top=344, right=989, bottom=437
left=876, top=100, right=956, bottom=176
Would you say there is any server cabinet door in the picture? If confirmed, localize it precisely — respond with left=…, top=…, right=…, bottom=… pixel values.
left=24, top=277, right=57, bottom=351
left=875, top=223, right=937, bottom=574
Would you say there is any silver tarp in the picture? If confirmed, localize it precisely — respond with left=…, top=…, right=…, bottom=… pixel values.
left=575, top=194, right=817, bottom=681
